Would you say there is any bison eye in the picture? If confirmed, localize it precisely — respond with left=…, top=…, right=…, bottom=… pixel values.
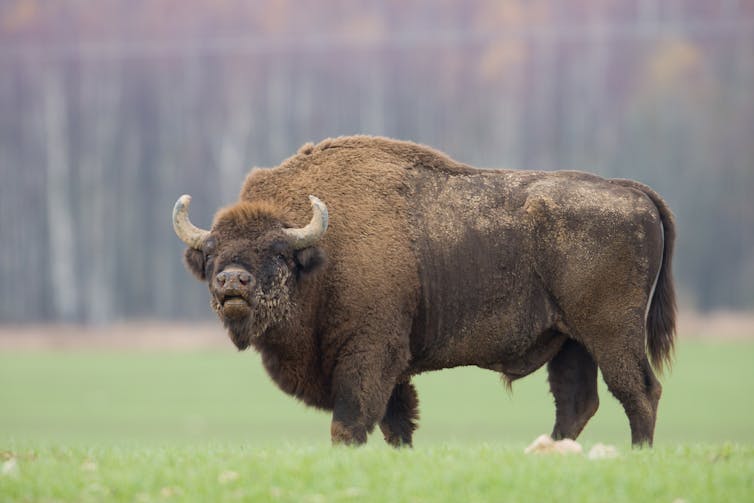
left=277, top=254, right=294, bottom=269
left=203, top=238, right=216, bottom=254
left=204, top=255, right=215, bottom=274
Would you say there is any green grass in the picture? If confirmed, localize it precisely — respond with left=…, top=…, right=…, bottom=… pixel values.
left=1, top=340, right=754, bottom=501
left=1, top=444, right=752, bottom=502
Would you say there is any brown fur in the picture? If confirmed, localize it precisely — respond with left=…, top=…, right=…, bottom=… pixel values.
left=180, top=135, right=677, bottom=447
left=610, top=179, right=677, bottom=373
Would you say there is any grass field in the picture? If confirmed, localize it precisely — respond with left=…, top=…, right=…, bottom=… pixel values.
left=2, top=339, right=753, bottom=501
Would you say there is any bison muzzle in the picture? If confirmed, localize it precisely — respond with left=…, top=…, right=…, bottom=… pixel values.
left=173, top=136, right=677, bottom=447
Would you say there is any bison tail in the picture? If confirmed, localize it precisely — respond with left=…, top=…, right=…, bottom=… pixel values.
left=614, top=180, right=677, bottom=374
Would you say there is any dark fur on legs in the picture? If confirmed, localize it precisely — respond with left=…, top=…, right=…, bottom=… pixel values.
left=601, top=354, right=661, bottom=446
left=379, top=381, right=419, bottom=447
left=548, top=339, right=599, bottom=440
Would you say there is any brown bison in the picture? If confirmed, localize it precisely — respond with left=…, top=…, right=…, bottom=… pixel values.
left=172, top=136, right=676, bottom=447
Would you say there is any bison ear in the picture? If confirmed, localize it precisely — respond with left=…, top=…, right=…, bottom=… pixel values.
left=294, top=246, right=326, bottom=277
left=184, top=248, right=206, bottom=281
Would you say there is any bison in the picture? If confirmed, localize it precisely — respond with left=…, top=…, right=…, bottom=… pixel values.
left=172, top=136, right=676, bottom=447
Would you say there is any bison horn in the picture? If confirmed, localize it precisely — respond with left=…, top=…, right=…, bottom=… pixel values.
left=172, top=194, right=210, bottom=249
left=282, top=195, right=329, bottom=249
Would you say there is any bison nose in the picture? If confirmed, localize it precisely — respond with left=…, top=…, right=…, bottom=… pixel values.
left=215, top=269, right=254, bottom=290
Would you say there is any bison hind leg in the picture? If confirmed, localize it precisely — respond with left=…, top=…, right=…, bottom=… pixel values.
left=548, top=338, right=599, bottom=440
left=580, top=317, right=662, bottom=447
left=379, top=381, right=419, bottom=447
left=600, top=351, right=661, bottom=447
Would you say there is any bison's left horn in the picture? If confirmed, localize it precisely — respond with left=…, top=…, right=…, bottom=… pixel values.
left=283, top=195, right=329, bottom=249
left=172, top=194, right=210, bottom=249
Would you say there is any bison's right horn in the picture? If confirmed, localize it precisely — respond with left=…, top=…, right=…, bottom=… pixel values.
left=172, top=194, right=210, bottom=249
left=282, top=195, right=329, bottom=249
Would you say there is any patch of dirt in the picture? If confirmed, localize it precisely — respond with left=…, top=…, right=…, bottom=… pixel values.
left=0, top=322, right=228, bottom=351
left=0, top=311, right=751, bottom=351
left=677, top=311, right=754, bottom=340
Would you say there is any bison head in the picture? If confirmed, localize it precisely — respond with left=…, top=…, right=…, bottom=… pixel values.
left=172, top=195, right=328, bottom=349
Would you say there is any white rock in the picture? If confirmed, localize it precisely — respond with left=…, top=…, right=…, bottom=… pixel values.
left=524, top=434, right=583, bottom=455
left=524, top=434, right=554, bottom=454
left=553, top=438, right=583, bottom=455
left=80, top=460, right=98, bottom=472
left=218, top=470, right=239, bottom=484
left=1, top=458, right=18, bottom=477
left=588, top=443, right=619, bottom=460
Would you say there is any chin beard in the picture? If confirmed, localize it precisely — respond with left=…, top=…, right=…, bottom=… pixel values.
left=224, top=317, right=261, bottom=350
left=211, top=294, right=294, bottom=351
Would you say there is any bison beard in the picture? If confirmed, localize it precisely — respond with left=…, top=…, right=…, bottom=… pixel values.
left=211, top=268, right=295, bottom=350
left=173, top=135, right=677, bottom=448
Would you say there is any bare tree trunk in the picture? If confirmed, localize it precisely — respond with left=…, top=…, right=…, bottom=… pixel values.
left=214, top=71, right=254, bottom=202
left=266, top=59, right=288, bottom=163
left=78, top=61, right=122, bottom=323
left=43, top=65, right=78, bottom=321
left=362, top=53, right=386, bottom=136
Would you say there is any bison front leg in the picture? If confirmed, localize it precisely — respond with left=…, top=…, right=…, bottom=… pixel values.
left=330, top=342, right=410, bottom=446
left=330, top=389, right=371, bottom=445
left=330, top=374, right=393, bottom=446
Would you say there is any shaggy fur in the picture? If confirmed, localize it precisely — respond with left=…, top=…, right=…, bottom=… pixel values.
left=179, top=135, right=677, bottom=447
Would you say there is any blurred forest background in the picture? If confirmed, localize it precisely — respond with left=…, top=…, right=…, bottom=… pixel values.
left=1, top=0, right=753, bottom=324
